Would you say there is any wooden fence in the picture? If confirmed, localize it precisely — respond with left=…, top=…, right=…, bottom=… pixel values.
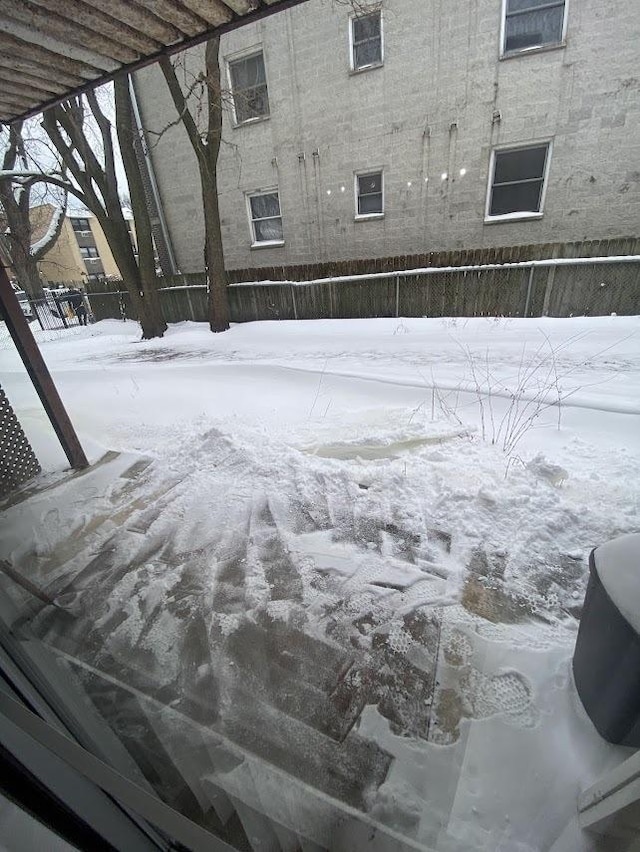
left=85, top=238, right=640, bottom=324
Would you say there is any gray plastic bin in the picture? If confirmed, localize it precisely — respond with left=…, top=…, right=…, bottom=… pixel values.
left=573, top=533, right=640, bottom=746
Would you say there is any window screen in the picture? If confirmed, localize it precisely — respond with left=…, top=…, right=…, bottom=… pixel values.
left=504, top=0, right=566, bottom=53
left=229, top=52, right=270, bottom=123
left=356, top=172, right=383, bottom=215
left=249, top=191, right=283, bottom=243
left=488, top=144, right=549, bottom=217
left=352, top=12, right=382, bottom=69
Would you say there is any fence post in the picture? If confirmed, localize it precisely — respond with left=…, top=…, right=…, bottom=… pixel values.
left=542, top=264, right=557, bottom=317
left=184, top=286, right=196, bottom=321
left=523, top=265, right=535, bottom=317
left=53, top=294, right=69, bottom=329
left=290, top=283, right=298, bottom=320
left=395, top=275, right=400, bottom=318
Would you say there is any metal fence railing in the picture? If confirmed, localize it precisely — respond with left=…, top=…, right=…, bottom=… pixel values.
left=1, top=289, right=93, bottom=350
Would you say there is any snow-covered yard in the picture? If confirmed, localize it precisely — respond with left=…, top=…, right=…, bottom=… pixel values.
left=1, top=315, right=639, bottom=851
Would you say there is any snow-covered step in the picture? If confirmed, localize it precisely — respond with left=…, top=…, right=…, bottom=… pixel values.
left=220, top=688, right=392, bottom=811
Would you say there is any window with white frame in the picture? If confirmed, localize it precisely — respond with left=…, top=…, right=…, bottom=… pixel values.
left=80, top=246, right=100, bottom=259
left=355, top=171, right=383, bottom=217
left=502, top=0, right=566, bottom=55
left=487, top=143, right=550, bottom=219
left=350, top=11, right=383, bottom=70
left=228, top=51, right=269, bottom=124
left=248, top=191, right=283, bottom=244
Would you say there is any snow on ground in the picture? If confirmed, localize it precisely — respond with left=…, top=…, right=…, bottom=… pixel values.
left=1, top=315, right=640, bottom=851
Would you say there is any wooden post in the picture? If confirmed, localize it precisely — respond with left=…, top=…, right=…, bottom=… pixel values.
left=0, top=265, right=88, bottom=470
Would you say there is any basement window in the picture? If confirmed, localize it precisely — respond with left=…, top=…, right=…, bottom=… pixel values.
left=247, top=190, right=284, bottom=246
left=350, top=11, right=383, bottom=71
left=229, top=51, right=270, bottom=124
left=355, top=170, right=384, bottom=218
left=502, top=0, right=567, bottom=56
left=486, top=143, right=551, bottom=221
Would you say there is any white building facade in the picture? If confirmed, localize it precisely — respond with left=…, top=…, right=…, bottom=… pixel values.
left=133, top=0, right=640, bottom=273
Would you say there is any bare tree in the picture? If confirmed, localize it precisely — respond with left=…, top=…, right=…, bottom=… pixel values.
left=159, top=36, right=229, bottom=333
left=40, top=81, right=166, bottom=339
left=0, top=121, right=67, bottom=300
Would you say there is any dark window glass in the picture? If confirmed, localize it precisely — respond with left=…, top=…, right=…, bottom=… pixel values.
left=357, top=172, right=383, bottom=215
left=71, top=218, right=90, bottom=232
left=490, top=182, right=544, bottom=216
left=489, top=145, right=549, bottom=216
left=505, top=0, right=565, bottom=52
left=254, top=218, right=284, bottom=242
left=353, top=13, right=380, bottom=42
left=230, top=52, right=270, bottom=123
left=250, top=193, right=280, bottom=220
left=352, top=12, right=382, bottom=69
left=250, top=192, right=283, bottom=243
left=358, top=173, right=382, bottom=195
left=493, top=146, right=548, bottom=184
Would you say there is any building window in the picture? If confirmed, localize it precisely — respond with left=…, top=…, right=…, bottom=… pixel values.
left=355, top=170, right=384, bottom=217
left=80, top=246, right=100, bottom=259
left=502, top=0, right=566, bottom=55
left=71, top=217, right=91, bottom=233
left=486, top=143, right=551, bottom=220
left=350, top=11, right=383, bottom=71
left=228, top=51, right=269, bottom=124
left=247, top=191, right=283, bottom=245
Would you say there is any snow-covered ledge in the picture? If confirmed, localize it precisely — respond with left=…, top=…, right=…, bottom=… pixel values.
left=250, top=240, right=285, bottom=250
left=484, top=211, right=544, bottom=225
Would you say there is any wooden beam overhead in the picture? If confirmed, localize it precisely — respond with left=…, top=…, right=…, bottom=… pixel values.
left=128, top=0, right=209, bottom=38
left=0, top=1, right=139, bottom=67
left=27, top=0, right=165, bottom=56
left=0, top=0, right=311, bottom=124
left=180, top=0, right=234, bottom=28
left=0, top=48, right=87, bottom=88
left=0, top=76, right=62, bottom=102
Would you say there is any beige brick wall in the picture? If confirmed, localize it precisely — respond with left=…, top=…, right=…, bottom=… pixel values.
left=134, top=0, right=640, bottom=272
left=38, top=212, right=125, bottom=284
left=37, top=216, right=85, bottom=283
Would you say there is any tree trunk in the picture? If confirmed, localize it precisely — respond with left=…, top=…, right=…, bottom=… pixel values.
left=204, top=37, right=230, bottom=333
left=11, top=249, right=44, bottom=301
left=41, top=90, right=167, bottom=341
left=203, top=186, right=230, bottom=332
left=100, top=215, right=166, bottom=341
left=159, top=36, right=230, bottom=334
left=114, top=75, right=167, bottom=340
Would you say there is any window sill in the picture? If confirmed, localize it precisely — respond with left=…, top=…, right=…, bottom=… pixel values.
left=349, top=62, right=384, bottom=76
left=232, top=114, right=270, bottom=129
left=250, top=240, right=285, bottom=249
left=500, top=41, right=566, bottom=61
left=484, top=212, right=543, bottom=224
left=355, top=213, right=384, bottom=221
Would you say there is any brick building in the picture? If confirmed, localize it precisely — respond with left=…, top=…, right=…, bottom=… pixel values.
left=133, top=0, right=640, bottom=274
left=32, top=205, right=137, bottom=285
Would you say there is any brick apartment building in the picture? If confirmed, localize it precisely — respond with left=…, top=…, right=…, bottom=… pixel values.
left=32, top=204, right=137, bottom=285
left=133, top=0, right=640, bottom=274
